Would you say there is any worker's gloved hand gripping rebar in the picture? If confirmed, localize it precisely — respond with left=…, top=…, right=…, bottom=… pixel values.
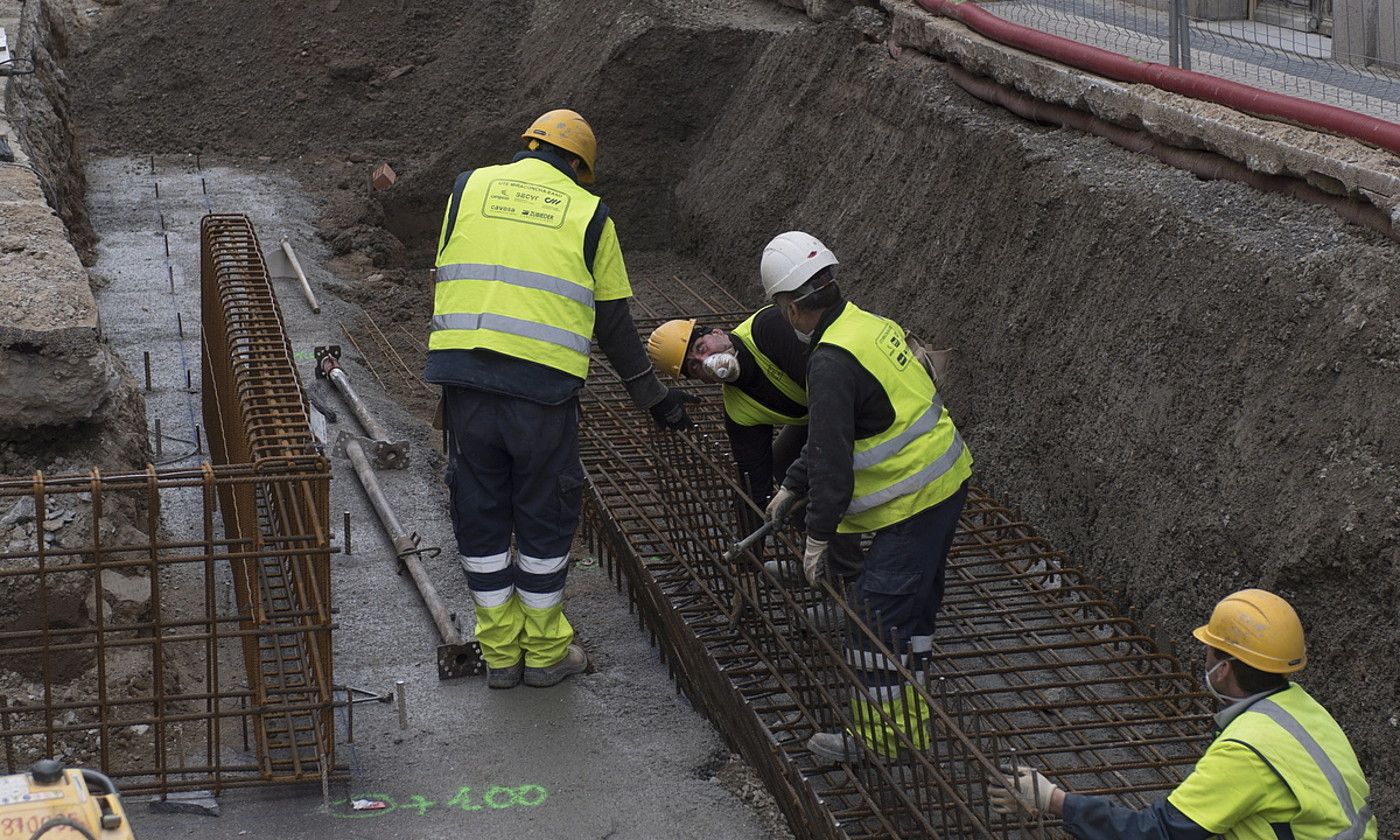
left=650, top=388, right=700, bottom=430
left=801, top=537, right=828, bottom=587
left=989, top=766, right=1061, bottom=816
left=764, top=486, right=801, bottom=523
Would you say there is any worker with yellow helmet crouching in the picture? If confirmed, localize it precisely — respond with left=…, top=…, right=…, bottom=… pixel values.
left=993, top=588, right=1376, bottom=840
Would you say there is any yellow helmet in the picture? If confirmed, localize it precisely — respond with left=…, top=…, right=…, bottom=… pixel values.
left=522, top=109, right=598, bottom=183
left=646, top=319, right=697, bottom=378
left=1192, top=588, right=1307, bottom=674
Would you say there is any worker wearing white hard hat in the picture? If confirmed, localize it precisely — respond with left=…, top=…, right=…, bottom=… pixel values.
left=760, top=230, right=974, bottom=764
left=992, top=589, right=1376, bottom=840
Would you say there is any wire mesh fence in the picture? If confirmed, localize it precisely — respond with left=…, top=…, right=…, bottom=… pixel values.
left=972, top=0, right=1400, bottom=122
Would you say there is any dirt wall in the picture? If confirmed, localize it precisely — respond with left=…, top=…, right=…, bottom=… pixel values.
left=673, top=16, right=1399, bottom=820
left=5, top=0, right=96, bottom=263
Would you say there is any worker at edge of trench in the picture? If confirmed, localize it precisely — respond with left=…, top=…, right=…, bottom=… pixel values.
left=424, top=108, right=699, bottom=690
left=643, top=299, right=864, bottom=605
left=759, top=230, right=974, bottom=764
left=992, top=588, right=1377, bottom=840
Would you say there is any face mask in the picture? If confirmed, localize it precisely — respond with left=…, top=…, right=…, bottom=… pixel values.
left=1202, top=659, right=1238, bottom=703
left=793, top=329, right=812, bottom=344
left=702, top=352, right=740, bottom=382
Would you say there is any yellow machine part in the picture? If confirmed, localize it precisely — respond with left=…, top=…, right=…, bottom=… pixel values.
left=0, top=767, right=134, bottom=840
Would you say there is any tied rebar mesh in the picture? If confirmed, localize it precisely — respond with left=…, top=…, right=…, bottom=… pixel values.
left=197, top=214, right=337, bottom=787
left=579, top=274, right=1215, bottom=838
left=0, top=215, right=340, bottom=794
left=965, top=0, right=1400, bottom=122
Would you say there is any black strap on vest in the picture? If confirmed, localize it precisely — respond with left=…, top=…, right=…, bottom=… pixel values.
left=438, top=169, right=474, bottom=258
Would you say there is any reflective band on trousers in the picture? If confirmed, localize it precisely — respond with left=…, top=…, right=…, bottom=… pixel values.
left=436, top=262, right=595, bottom=309
left=852, top=395, right=944, bottom=471
left=1251, top=699, right=1373, bottom=840
left=847, top=432, right=967, bottom=515
left=431, top=312, right=591, bottom=356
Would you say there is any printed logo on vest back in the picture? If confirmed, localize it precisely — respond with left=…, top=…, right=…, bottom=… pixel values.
left=481, top=179, right=571, bottom=229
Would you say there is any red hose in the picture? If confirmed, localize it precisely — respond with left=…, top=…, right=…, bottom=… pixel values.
left=915, top=0, right=1400, bottom=156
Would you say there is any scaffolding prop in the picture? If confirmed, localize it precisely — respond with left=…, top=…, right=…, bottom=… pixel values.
left=313, top=347, right=482, bottom=680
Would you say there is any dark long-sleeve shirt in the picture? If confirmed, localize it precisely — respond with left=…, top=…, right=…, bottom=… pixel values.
left=727, top=306, right=809, bottom=419
left=781, top=300, right=895, bottom=541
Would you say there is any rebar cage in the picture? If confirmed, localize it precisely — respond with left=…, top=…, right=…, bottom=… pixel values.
left=0, top=214, right=336, bottom=794
left=581, top=276, right=1216, bottom=839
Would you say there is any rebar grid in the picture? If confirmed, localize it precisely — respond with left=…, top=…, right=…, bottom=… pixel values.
left=0, top=214, right=339, bottom=794
left=0, top=462, right=334, bottom=794
left=196, top=213, right=337, bottom=789
left=577, top=274, right=1213, bottom=838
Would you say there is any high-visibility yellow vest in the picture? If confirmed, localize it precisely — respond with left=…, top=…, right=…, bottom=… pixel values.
left=430, top=157, right=601, bottom=379
left=722, top=307, right=808, bottom=428
left=1183, top=685, right=1376, bottom=840
left=816, top=302, right=972, bottom=534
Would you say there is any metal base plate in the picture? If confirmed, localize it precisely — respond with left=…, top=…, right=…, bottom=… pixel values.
left=333, top=430, right=410, bottom=471
left=437, top=641, right=485, bottom=680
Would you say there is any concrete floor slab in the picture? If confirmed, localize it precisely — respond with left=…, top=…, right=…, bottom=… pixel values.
left=84, top=154, right=782, bottom=840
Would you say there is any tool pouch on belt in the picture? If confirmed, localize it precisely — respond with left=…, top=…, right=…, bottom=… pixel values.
left=904, top=330, right=951, bottom=389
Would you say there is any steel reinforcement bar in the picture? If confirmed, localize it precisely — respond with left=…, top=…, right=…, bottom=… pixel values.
left=198, top=214, right=337, bottom=787
left=578, top=274, right=1213, bottom=839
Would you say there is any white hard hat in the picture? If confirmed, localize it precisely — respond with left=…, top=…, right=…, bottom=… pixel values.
left=760, top=231, right=839, bottom=300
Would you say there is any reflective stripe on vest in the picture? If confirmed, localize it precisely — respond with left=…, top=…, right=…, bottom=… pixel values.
left=847, top=430, right=966, bottom=515
left=430, top=313, right=591, bottom=356
left=723, top=308, right=808, bottom=427
left=430, top=157, right=601, bottom=378
left=436, top=262, right=595, bottom=308
left=817, top=302, right=972, bottom=532
left=1250, top=699, right=1374, bottom=840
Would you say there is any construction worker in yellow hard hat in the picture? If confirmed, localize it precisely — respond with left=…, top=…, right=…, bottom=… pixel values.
left=646, top=306, right=864, bottom=595
left=759, top=231, right=973, bottom=765
left=993, top=588, right=1376, bottom=840
left=426, top=108, right=698, bottom=691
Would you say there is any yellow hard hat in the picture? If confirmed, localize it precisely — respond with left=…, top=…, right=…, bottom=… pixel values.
left=646, top=319, right=697, bottom=378
left=522, top=109, right=598, bottom=183
left=1192, top=588, right=1307, bottom=674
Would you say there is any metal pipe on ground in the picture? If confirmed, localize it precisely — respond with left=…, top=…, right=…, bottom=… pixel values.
left=341, top=435, right=482, bottom=680
left=315, top=346, right=408, bottom=469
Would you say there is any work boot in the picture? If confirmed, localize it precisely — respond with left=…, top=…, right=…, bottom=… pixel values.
left=487, top=658, right=523, bottom=690
left=806, top=731, right=863, bottom=764
left=523, top=644, right=588, bottom=688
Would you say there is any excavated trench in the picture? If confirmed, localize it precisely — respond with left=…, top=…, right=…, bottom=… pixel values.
left=34, top=0, right=1400, bottom=826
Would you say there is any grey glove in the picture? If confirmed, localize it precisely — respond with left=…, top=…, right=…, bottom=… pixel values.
left=989, top=765, right=1061, bottom=816
left=802, top=537, right=829, bottom=587
left=764, top=486, right=800, bottom=523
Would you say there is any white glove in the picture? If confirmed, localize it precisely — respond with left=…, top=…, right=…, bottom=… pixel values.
left=703, top=352, right=741, bottom=382
left=802, top=537, right=828, bottom=587
left=764, top=486, right=800, bottom=523
left=989, top=765, right=1061, bottom=816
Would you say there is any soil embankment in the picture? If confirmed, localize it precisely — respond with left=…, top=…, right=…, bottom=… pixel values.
left=70, top=0, right=1398, bottom=822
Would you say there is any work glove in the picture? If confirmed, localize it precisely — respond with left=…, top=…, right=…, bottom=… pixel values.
left=650, top=388, right=700, bottom=430
left=989, top=766, right=1061, bottom=816
left=802, top=537, right=828, bottom=587
left=764, top=486, right=800, bottom=523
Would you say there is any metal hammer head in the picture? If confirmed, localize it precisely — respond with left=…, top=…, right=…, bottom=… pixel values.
left=437, top=641, right=485, bottom=680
